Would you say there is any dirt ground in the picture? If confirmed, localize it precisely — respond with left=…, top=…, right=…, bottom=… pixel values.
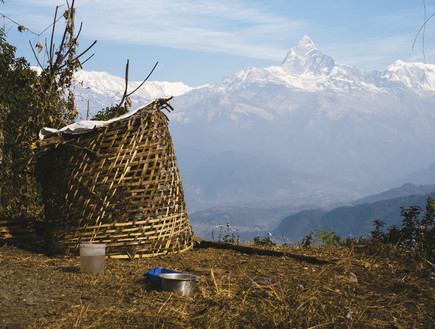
left=0, top=241, right=434, bottom=328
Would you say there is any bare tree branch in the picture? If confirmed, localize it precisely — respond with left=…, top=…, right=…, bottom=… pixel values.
left=58, top=39, right=97, bottom=70
left=412, top=12, right=435, bottom=54
left=116, top=61, right=159, bottom=109
left=28, top=40, right=44, bottom=70
left=117, top=60, right=130, bottom=108
left=423, top=0, right=427, bottom=61
left=127, top=61, right=159, bottom=97
left=79, top=53, right=95, bottom=67
left=48, top=5, right=59, bottom=73
left=52, top=7, right=76, bottom=71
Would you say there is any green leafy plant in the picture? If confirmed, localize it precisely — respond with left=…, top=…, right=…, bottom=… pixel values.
left=369, top=197, right=435, bottom=261
left=300, top=229, right=341, bottom=247
left=91, top=105, right=128, bottom=121
left=253, top=232, right=277, bottom=247
left=0, top=29, right=42, bottom=218
left=0, top=1, right=96, bottom=219
left=313, top=229, right=341, bottom=246
left=301, top=231, right=314, bottom=247
left=371, top=219, right=386, bottom=241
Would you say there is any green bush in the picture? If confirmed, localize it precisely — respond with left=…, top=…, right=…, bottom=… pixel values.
left=0, top=3, right=92, bottom=219
left=0, top=29, right=42, bottom=218
left=91, top=105, right=128, bottom=121
left=253, top=233, right=277, bottom=247
left=300, top=229, right=341, bottom=247
left=370, top=196, right=435, bottom=261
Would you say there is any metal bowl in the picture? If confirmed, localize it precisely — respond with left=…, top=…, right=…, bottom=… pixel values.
left=159, top=273, right=198, bottom=296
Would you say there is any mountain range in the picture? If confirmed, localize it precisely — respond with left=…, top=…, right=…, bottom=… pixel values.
left=275, top=184, right=435, bottom=242
left=70, top=36, right=435, bottom=217
left=189, top=183, right=435, bottom=242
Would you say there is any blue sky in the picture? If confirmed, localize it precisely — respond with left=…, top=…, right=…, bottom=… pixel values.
left=2, top=0, right=435, bottom=86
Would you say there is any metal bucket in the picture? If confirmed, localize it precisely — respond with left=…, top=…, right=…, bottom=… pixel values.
left=159, top=273, right=198, bottom=296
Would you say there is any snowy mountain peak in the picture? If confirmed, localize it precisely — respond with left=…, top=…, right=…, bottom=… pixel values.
left=384, top=60, right=435, bottom=91
left=281, top=36, right=335, bottom=75
left=70, top=70, right=194, bottom=119
left=293, top=35, right=317, bottom=52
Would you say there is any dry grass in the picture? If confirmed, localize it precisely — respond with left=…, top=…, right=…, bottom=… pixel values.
left=0, top=241, right=434, bottom=328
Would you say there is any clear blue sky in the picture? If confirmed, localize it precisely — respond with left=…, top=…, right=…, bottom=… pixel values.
left=2, top=0, right=435, bottom=86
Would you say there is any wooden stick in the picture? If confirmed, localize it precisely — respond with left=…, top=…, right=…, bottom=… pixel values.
left=194, top=238, right=335, bottom=265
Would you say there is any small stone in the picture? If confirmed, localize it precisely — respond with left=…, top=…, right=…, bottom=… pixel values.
left=335, top=272, right=358, bottom=284
left=348, top=272, right=358, bottom=283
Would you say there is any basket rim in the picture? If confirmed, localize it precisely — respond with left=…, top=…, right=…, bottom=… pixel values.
left=37, top=97, right=174, bottom=142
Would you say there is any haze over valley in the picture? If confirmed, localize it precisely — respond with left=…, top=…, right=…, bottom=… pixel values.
left=70, top=36, right=435, bottom=241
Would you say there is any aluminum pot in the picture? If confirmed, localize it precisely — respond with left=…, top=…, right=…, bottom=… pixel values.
left=159, top=273, right=198, bottom=296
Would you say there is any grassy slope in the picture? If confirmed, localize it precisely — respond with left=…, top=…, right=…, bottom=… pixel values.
left=0, top=242, right=434, bottom=328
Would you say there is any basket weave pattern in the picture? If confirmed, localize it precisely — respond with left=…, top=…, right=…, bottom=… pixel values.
left=36, top=99, right=194, bottom=258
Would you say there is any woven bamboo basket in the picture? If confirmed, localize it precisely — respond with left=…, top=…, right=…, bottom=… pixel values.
left=0, top=218, right=38, bottom=240
left=35, top=98, right=194, bottom=258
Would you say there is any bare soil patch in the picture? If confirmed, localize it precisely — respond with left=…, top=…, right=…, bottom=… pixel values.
left=0, top=241, right=434, bottom=328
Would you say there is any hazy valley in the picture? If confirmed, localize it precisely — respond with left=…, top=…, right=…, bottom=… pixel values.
left=69, top=36, right=435, bottom=241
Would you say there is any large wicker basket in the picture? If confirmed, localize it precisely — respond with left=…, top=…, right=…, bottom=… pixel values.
left=35, top=98, right=194, bottom=258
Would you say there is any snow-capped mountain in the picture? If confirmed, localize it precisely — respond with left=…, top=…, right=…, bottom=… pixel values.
left=278, top=35, right=435, bottom=92
left=72, top=70, right=196, bottom=120
left=175, top=35, right=434, bottom=100
left=71, top=36, right=435, bottom=211
left=168, top=36, right=435, bottom=128
left=384, top=59, right=435, bottom=91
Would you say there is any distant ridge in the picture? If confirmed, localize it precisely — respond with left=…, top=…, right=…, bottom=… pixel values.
left=353, top=183, right=435, bottom=205
left=389, top=163, right=435, bottom=187
left=189, top=183, right=435, bottom=241
left=275, top=188, right=435, bottom=242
